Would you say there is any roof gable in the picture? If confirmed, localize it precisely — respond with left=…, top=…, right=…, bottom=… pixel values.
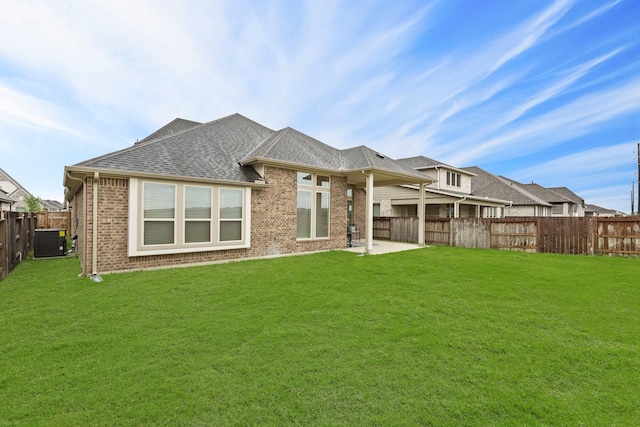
left=548, top=186, right=584, bottom=205
left=241, top=127, right=343, bottom=170
left=0, top=167, right=30, bottom=197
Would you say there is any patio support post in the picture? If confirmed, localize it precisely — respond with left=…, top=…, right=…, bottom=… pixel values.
left=366, top=172, right=374, bottom=253
left=418, top=183, right=425, bottom=246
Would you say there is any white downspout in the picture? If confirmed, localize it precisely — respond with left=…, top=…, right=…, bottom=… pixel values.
left=454, top=196, right=467, bottom=218
left=418, top=183, right=425, bottom=246
left=90, top=172, right=103, bottom=282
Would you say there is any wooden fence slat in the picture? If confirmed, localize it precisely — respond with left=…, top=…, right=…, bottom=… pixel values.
left=372, top=215, right=640, bottom=257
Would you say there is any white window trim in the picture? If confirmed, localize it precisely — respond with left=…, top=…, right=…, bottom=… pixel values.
left=128, top=178, right=251, bottom=257
left=296, top=172, right=331, bottom=241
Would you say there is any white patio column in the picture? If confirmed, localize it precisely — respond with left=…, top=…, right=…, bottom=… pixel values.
left=366, top=172, right=374, bottom=253
left=418, top=183, right=425, bottom=246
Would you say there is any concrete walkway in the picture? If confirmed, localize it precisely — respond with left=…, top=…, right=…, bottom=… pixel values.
left=341, top=239, right=424, bottom=255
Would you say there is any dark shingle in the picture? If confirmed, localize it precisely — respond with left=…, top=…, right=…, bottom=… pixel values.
left=74, top=113, right=429, bottom=184
left=137, top=118, right=202, bottom=143
left=76, top=114, right=273, bottom=183
left=463, top=166, right=551, bottom=206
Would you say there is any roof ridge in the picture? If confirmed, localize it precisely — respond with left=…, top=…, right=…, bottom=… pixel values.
left=138, top=117, right=202, bottom=143
left=468, top=166, right=552, bottom=206
left=77, top=113, right=273, bottom=167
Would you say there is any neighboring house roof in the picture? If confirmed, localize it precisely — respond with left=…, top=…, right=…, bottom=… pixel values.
left=515, top=182, right=571, bottom=204
left=0, top=189, right=14, bottom=204
left=463, top=166, right=552, bottom=206
left=585, top=204, right=617, bottom=215
left=41, top=199, right=64, bottom=211
left=137, top=118, right=202, bottom=143
left=397, top=156, right=475, bottom=176
left=548, top=186, right=585, bottom=206
left=0, top=167, right=32, bottom=199
left=66, top=113, right=431, bottom=193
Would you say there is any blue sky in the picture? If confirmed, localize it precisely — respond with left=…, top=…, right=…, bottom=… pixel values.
left=1, top=0, right=639, bottom=212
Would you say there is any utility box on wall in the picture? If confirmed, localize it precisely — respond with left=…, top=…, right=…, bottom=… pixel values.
left=34, top=229, right=67, bottom=258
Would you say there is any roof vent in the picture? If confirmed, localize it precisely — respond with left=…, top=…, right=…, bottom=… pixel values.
left=376, top=153, right=385, bottom=159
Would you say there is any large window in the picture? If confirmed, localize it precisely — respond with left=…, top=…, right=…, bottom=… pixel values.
left=220, top=188, right=243, bottom=241
left=483, top=207, right=498, bottom=218
left=297, top=172, right=330, bottom=239
left=129, top=179, right=249, bottom=256
left=143, top=183, right=176, bottom=245
left=185, top=186, right=212, bottom=243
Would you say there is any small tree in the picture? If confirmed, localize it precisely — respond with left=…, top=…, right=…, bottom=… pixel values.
left=24, top=195, right=43, bottom=213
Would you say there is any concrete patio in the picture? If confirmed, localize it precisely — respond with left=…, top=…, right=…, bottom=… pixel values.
left=341, top=239, right=424, bottom=255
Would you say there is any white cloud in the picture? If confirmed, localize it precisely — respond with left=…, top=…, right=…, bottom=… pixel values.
left=0, top=85, right=79, bottom=135
left=515, top=142, right=637, bottom=180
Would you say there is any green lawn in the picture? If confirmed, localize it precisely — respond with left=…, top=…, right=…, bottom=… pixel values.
left=1, top=247, right=638, bottom=426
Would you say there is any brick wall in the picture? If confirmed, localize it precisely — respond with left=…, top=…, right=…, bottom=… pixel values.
left=353, top=187, right=367, bottom=231
left=82, top=166, right=349, bottom=274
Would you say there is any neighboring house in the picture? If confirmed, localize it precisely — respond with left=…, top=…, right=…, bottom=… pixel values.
left=41, top=199, right=65, bottom=212
left=585, top=204, right=618, bottom=217
left=0, top=167, right=64, bottom=212
left=0, top=167, right=32, bottom=212
left=547, top=186, right=585, bottom=217
left=0, top=189, right=15, bottom=212
left=500, top=179, right=585, bottom=217
left=373, top=156, right=509, bottom=218
left=462, top=167, right=554, bottom=217
left=63, top=113, right=432, bottom=276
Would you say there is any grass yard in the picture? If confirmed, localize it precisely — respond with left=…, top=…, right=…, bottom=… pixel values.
left=1, top=246, right=639, bottom=426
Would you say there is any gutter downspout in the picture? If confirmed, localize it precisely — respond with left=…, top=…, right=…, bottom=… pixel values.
left=90, top=173, right=103, bottom=282
left=454, top=196, right=467, bottom=218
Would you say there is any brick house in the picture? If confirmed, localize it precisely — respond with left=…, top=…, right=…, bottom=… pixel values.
left=64, top=114, right=432, bottom=276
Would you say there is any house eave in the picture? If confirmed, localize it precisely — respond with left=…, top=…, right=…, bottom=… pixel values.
left=242, top=158, right=432, bottom=186
left=63, top=166, right=269, bottom=198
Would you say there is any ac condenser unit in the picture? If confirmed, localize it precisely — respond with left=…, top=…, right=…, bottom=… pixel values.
left=34, top=229, right=67, bottom=258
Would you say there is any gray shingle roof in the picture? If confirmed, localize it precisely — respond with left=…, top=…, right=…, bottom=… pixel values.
left=242, top=130, right=429, bottom=180
left=463, top=166, right=552, bottom=206
left=585, top=204, right=615, bottom=214
left=70, top=113, right=430, bottom=185
left=75, top=114, right=273, bottom=183
left=505, top=181, right=570, bottom=204
left=339, top=146, right=429, bottom=177
left=398, top=155, right=460, bottom=170
left=0, top=189, right=14, bottom=203
left=241, top=127, right=344, bottom=170
left=548, top=186, right=584, bottom=205
left=138, top=118, right=202, bottom=143
left=398, top=156, right=475, bottom=176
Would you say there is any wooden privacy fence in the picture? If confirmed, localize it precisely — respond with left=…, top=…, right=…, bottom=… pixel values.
left=0, top=212, right=37, bottom=281
left=373, top=216, right=640, bottom=256
left=36, top=211, right=71, bottom=231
